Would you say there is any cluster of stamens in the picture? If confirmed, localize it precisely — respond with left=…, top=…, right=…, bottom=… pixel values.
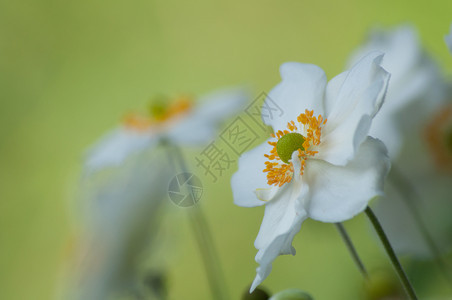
left=425, top=105, right=452, bottom=172
left=264, top=110, right=326, bottom=186
left=122, top=96, right=192, bottom=131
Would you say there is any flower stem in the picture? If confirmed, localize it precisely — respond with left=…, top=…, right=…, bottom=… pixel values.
left=335, top=223, right=369, bottom=280
left=365, top=206, right=418, bottom=300
left=389, top=166, right=452, bottom=284
left=166, top=143, right=228, bottom=300
left=187, top=207, right=227, bottom=300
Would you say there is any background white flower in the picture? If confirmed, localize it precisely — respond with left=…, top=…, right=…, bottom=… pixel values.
left=84, top=87, right=249, bottom=173
left=347, top=25, right=447, bottom=159
left=348, top=25, right=452, bottom=258
left=446, top=23, right=452, bottom=53
left=232, top=52, right=391, bottom=291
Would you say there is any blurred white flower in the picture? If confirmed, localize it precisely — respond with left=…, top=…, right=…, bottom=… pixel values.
left=347, top=25, right=447, bottom=159
left=446, top=24, right=452, bottom=53
left=65, top=150, right=171, bottom=299
left=231, top=52, right=390, bottom=291
left=377, top=101, right=452, bottom=257
left=348, top=25, right=452, bottom=258
left=85, top=88, right=248, bottom=173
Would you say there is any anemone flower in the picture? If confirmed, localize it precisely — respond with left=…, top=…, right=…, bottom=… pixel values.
left=347, top=25, right=447, bottom=159
left=85, top=88, right=248, bottom=173
left=231, top=52, right=391, bottom=291
left=348, top=25, right=452, bottom=258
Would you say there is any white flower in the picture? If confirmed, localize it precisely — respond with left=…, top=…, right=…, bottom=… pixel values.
left=231, top=52, right=391, bottom=291
left=85, top=88, right=248, bottom=173
left=347, top=25, right=447, bottom=159
left=445, top=23, right=452, bottom=53
left=65, top=150, right=171, bottom=299
left=348, top=25, right=452, bottom=258
left=376, top=103, right=452, bottom=257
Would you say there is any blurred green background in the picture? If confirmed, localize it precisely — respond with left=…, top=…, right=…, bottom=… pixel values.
left=1, top=0, right=452, bottom=299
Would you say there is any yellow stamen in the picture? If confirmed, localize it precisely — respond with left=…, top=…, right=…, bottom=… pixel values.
left=425, top=105, right=452, bottom=172
left=263, top=110, right=327, bottom=187
left=122, top=113, right=153, bottom=131
left=122, top=96, right=193, bottom=131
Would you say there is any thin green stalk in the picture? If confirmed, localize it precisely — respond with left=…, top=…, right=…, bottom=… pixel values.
left=166, top=143, right=228, bottom=300
left=187, top=209, right=226, bottom=300
left=365, top=206, right=418, bottom=300
left=389, top=166, right=451, bottom=284
left=335, top=223, right=369, bottom=281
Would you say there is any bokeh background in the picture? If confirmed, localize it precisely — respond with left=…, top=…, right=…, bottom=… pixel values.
left=1, top=0, right=452, bottom=299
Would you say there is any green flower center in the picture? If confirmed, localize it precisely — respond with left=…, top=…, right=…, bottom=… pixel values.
left=276, top=132, right=305, bottom=164
left=149, top=96, right=169, bottom=120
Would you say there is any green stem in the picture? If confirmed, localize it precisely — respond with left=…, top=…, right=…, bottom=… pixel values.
left=389, top=166, right=451, bottom=284
left=166, top=143, right=228, bottom=300
left=335, top=223, right=369, bottom=280
left=187, top=208, right=226, bottom=300
left=365, top=206, right=418, bottom=300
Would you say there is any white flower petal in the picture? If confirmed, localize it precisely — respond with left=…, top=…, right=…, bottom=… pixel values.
left=348, top=26, right=443, bottom=113
left=348, top=26, right=420, bottom=89
left=251, top=182, right=308, bottom=292
left=264, top=63, right=327, bottom=132
left=84, top=128, right=157, bottom=174
left=73, top=151, right=170, bottom=299
left=319, top=52, right=390, bottom=165
left=255, top=186, right=283, bottom=202
left=346, top=25, right=446, bottom=159
left=165, top=116, right=220, bottom=145
left=368, top=115, right=400, bottom=159
left=231, top=141, right=275, bottom=207
left=384, top=57, right=443, bottom=112
left=290, top=150, right=302, bottom=181
left=166, top=88, right=249, bottom=145
left=195, top=87, right=249, bottom=120
left=304, top=137, right=390, bottom=222
left=445, top=23, right=452, bottom=53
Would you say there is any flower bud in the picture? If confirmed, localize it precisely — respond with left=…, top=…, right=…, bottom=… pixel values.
left=269, top=289, right=313, bottom=300
left=242, top=286, right=270, bottom=300
left=364, top=269, right=401, bottom=300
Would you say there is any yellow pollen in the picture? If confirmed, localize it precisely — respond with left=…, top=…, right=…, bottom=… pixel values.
left=122, top=96, right=193, bottom=131
left=263, top=110, right=327, bottom=187
left=153, top=96, right=192, bottom=122
left=425, top=105, right=452, bottom=172
left=122, top=113, right=153, bottom=131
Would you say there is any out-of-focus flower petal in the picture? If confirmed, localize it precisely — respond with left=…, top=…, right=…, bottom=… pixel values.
left=84, top=128, right=157, bottom=174
left=70, top=150, right=171, bottom=299
left=445, top=23, right=452, bottom=53
left=166, top=87, right=249, bottom=145
left=347, top=25, right=446, bottom=159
